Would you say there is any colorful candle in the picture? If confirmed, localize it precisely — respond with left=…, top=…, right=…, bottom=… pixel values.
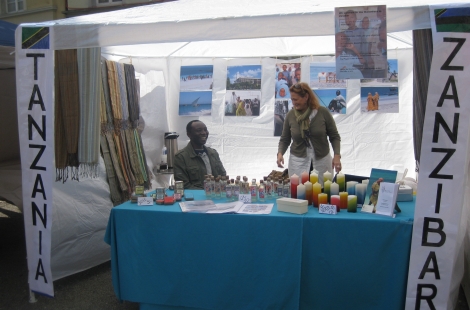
left=362, top=179, right=369, bottom=185
left=339, top=191, right=348, bottom=209
left=304, top=181, right=313, bottom=205
left=330, top=182, right=339, bottom=196
left=310, top=170, right=318, bottom=185
left=290, top=174, right=299, bottom=199
left=346, top=181, right=358, bottom=195
left=297, top=183, right=306, bottom=200
left=323, top=180, right=332, bottom=202
left=301, top=171, right=309, bottom=184
left=330, top=195, right=340, bottom=212
left=323, top=171, right=332, bottom=185
left=337, top=172, right=345, bottom=192
left=318, top=193, right=328, bottom=205
left=347, top=195, right=357, bottom=213
left=355, top=184, right=367, bottom=206
left=312, top=182, right=322, bottom=208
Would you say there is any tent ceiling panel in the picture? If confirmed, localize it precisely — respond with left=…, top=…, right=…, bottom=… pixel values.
left=18, top=0, right=459, bottom=50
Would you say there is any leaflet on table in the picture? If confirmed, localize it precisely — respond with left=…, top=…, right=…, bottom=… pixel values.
left=179, top=200, right=273, bottom=214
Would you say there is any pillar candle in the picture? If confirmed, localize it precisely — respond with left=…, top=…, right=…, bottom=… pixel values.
left=323, top=171, right=332, bottom=185
left=346, top=181, right=358, bottom=195
left=312, top=182, right=322, bottom=208
left=347, top=195, right=357, bottom=213
left=297, top=183, right=306, bottom=200
left=290, top=174, right=299, bottom=199
left=355, top=184, right=367, bottom=206
left=310, top=170, right=318, bottom=185
left=362, top=179, right=369, bottom=185
left=301, top=171, right=309, bottom=184
left=323, top=180, right=332, bottom=202
left=318, top=193, right=328, bottom=205
left=339, top=192, right=348, bottom=209
left=304, top=181, right=313, bottom=205
left=337, top=172, right=345, bottom=192
left=330, top=182, right=339, bottom=196
left=330, top=195, right=340, bottom=212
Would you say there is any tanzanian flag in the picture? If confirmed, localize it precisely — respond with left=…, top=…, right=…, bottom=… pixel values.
left=22, top=27, right=49, bottom=49
left=435, top=8, right=470, bottom=33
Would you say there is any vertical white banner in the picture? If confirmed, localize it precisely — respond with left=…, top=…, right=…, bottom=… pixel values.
left=16, top=26, right=54, bottom=296
left=405, top=4, right=470, bottom=309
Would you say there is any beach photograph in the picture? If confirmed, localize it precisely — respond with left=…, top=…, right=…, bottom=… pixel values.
left=313, top=88, right=348, bottom=114
left=179, top=91, right=212, bottom=116
left=227, top=65, right=262, bottom=90
left=225, top=90, right=261, bottom=116
left=361, top=59, right=398, bottom=85
left=180, top=65, right=214, bottom=91
left=310, top=62, right=347, bottom=88
left=360, top=86, right=399, bottom=113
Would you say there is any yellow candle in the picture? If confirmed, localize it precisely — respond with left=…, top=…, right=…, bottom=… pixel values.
left=318, top=193, right=328, bottom=205
left=339, top=192, right=348, bottom=209
left=323, top=171, right=332, bottom=184
left=313, top=182, right=322, bottom=208
left=347, top=195, right=357, bottom=213
left=310, top=171, right=318, bottom=185
left=337, top=172, right=345, bottom=192
left=323, top=180, right=332, bottom=202
left=304, top=181, right=313, bottom=205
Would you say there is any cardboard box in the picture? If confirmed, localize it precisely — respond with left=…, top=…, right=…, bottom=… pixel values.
left=277, top=198, right=308, bottom=214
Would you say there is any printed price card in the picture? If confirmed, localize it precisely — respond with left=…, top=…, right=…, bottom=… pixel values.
left=138, top=197, right=154, bottom=206
left=238, top=194, right=251, bottom=203
left=319, top=204, right=338, bottom=215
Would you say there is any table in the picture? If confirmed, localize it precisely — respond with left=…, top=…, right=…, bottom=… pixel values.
left=104, top=190, right=414, bottom=310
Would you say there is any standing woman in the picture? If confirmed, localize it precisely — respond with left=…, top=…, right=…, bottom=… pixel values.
left=277, top=82, right=342, bottom=185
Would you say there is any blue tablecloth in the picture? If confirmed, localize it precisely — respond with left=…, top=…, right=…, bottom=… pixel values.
left=104, top=190, right=414, bottom=310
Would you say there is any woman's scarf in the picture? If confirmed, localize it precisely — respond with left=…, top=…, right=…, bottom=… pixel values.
left=294, top=107, right=311, bottom=139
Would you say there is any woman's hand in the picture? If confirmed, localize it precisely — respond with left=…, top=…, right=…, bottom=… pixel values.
left=332, top=155, right=342, bottom=173
left=277, top=153, right=284, bottom=168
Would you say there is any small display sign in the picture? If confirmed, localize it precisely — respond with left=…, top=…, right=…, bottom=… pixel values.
left=138, top=197, right=153, bottom=206
left=319, top=204, right=338, bottom=215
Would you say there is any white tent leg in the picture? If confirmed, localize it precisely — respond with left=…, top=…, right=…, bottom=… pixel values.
left=29, top=289, right=37, bottom=303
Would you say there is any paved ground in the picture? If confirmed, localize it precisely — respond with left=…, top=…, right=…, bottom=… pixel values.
left=1, top=200, right=469, bottom=310
left=0, top=201, right=138, bottom=310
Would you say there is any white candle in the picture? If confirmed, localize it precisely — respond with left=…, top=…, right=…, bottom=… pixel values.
left=323, top=171, right=332, bottom=186
left=362, top=179, right=369, bottom=185
left=330, top=182, right=339, bottom=196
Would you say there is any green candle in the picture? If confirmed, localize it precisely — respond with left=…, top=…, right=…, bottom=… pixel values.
left=323, top=180, right=332, bottom=202
left=347, top=195, right=357, bottom=213
left=337, top=172, right=345, bottom=192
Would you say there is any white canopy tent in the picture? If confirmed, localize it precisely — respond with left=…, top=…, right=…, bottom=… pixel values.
left=10, top=0, right=470, bottom=304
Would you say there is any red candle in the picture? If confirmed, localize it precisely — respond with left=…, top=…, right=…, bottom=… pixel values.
left=290, top=174, right=299, bottom=199
left=301, top=171, right=309, bottom=184
left=330, top=195, right=340, bottom=212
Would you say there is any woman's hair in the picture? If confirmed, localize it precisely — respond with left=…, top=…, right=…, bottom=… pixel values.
left=289, top=82, right=320, bottom=110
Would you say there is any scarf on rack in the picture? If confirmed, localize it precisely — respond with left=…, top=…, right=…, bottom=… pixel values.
left=116, top=63, right=129, bottom=128
left=124, top=64, right=140, bottom=128
left=294, top=107, right=312, bottom=139
left=101, top=58, right=114, bottom=132
left=54, top=49, right=80, bottom=181
left=77, top=48, right=101, bottom=178
left=106, top=60, right=123, bottom=131
left=100, top=135, right=122, bottom=205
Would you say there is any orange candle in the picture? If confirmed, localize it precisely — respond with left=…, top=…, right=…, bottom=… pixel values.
left=318, top=193, right=328, bottom=205
left=304, top=181, right=313, bottom=205
left=312, top=182, right=322, bottom=208
left=339, top=191, right=348, bottom=209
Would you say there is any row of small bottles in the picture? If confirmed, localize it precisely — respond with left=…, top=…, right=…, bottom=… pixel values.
left=203, top=175, right=293, bottom=201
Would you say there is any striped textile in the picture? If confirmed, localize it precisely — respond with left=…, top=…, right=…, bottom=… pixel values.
left=100, top=135, right=122, bottom=204
left=125, top=128, right=144, bottom=186
left=116, top=63, right=129, bottom=125
left=106, top=60, right=123, bottom=130
left=100, top=58, right=114, bottom=130
left=124, top=64, right=140, bottom=128
left=105, top=133, right=127, bottom=193
left=55, top=49, right=80, bottom=181
left=77, top=47, right=101, bottom=178
left=134, top=129, right=150, bottom=184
